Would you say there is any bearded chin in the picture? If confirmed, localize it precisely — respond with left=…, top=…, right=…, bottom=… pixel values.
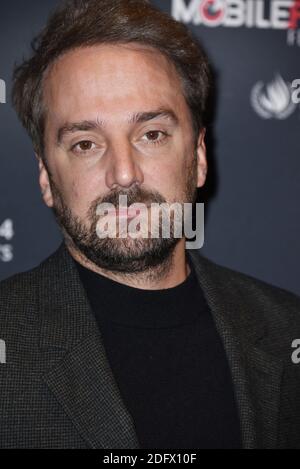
left=51, top=197, right=181, bottom=274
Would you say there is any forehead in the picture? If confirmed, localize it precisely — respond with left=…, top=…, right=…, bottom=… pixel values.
left=43, top=43, right=189, bottom=124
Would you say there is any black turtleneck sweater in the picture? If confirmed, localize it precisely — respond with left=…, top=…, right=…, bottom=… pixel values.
left=74, top=257, right=242, bottom=449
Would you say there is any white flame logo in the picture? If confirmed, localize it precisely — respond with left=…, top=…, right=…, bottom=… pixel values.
left=251, top=74, right=297, bottom=119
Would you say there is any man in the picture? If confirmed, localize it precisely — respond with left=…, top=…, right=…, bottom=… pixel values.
left=0, top=0, right=300, bottom=449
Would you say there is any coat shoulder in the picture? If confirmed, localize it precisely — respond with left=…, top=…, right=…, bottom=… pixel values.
left=209, top=255, right=299, bottom=304
left=191, top=251, right=300, bottom=305
left=189, top=250, right=300, bottom=342
left=0, top=245, right=64, bottom=321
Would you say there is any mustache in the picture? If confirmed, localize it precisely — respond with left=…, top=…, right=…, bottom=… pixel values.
left=88, top=185, right=167, bottom=220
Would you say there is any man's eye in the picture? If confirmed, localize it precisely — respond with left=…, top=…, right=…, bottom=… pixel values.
left=71, top=140, right=96, bottom=153
left=142, top=130, right=169, bottom=145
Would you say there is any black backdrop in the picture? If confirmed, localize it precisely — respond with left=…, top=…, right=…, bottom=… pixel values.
left=0, top=0, right=299, bottom=295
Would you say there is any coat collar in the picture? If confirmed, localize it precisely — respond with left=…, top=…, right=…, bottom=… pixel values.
left=38, top=241, right=283, bottom=449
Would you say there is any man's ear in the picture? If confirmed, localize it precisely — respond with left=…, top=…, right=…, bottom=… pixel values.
left=35, top=153, right=54, bottom=208
left=196, top=128, right=208, bottom=188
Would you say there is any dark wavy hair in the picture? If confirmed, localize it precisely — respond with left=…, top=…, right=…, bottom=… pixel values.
left=11, top=0, right=212, bottom=160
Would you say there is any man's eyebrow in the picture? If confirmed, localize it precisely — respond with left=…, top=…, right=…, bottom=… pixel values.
left=57, top=121, right=101, bottom=145
left=56, top=109, right=179, bottom=145
left=129, top=109, right=179, bottom=126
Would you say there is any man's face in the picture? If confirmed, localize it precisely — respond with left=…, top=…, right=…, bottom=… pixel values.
left=38, top=43, right=207, bottom=273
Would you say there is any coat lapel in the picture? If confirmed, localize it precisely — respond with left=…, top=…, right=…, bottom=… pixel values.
left=187, top=249, right=284, bottom=449
left=38, top=242, right=140, bottom=449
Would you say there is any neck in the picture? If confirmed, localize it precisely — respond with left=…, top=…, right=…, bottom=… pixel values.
left=65, top=238, right=191, bottom=290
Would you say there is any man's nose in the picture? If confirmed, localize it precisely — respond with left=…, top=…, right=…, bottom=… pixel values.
left=105, top=141, right=144, bottom=190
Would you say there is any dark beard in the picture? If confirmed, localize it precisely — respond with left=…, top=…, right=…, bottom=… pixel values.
left=48, top=156, right=198, bottom=274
